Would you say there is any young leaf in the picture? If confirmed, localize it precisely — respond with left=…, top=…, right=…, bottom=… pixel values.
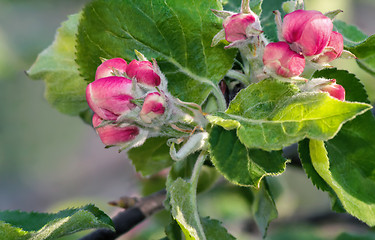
left=168, top=177, right=206, bottom=240
left=251, top=179, right=278, bottom=238
left=200, top=217, right=235, bottom=240
left=208, top=126, right=288, bottom=187
left=209, top=79, right=371, bottom=151
left=128, top=137, right=173, bottom=176
left=0, top=205, right=114, bottom=240
left=309, top=140, right=375, bottom=226
left=333, top=20, right=368, bottom=48
left=347, top=35, right=375, bottom=77
left=76, top=0, right=237, bottom=109
left=27, top=13, right=89, bottom=116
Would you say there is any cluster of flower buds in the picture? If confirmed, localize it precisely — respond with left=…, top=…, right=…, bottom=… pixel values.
left=263, top=9, right=344, bottom=78
left=211, top=5, right=262, bottom=49
left=86, top=57, right=169, bottom=148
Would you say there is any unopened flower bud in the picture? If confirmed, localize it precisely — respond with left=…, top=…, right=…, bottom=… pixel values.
left=92, top=114, right=139, bottom=146
left=95, top=58, right=127, bottom=80
left=282, top=10, right=333, bottom=56
left=126, top=60, right=161, bottom=87
left=223, top=13, right=257, bottom=42
left=263, top=41, right=305, bottom=78
left=140, top=92, right=166, bottom=124
left=86, top=76, right=136, bottom=121
left=314, top=31, right=344, bottom=63
left=320, top=79, right=345, bottom=101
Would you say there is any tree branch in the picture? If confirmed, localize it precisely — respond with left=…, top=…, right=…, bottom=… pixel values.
left=80, top=189, right=166, bottom=240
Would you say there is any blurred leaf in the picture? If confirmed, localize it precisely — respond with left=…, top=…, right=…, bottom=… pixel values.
left=209, top=79, right=371, bottom=151
left=336, top=232, right=375, bottom=240
left=0, top=222, right=29, bottom=240
left=333, top=20, right=368, bottom=48
left=347, top=35, right=375, bottom=77
left=200, top=217, right=235, bottom=240
left=76, top=0, right=237, bottom=107
left=268, top=226, right=325, bottom=240
left=0, top=205, right=114, bottom=240
left=27, top=13, right=89, bottom=116
left=128, top=137, right=173, bottom=176
left=208, top=126, right=288, bottom=187
left=251, top=179, right=277, bottom=238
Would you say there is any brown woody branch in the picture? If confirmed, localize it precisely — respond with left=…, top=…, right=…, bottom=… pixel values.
left=79, top=189, right=166, bottom=240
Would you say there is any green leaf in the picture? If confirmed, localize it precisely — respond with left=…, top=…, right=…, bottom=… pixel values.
left=333, top=20, right=368, bottom=48
left=128, top=137, right=174, bottom=176
left=168, top=177, right=206, bottom=240
left=0, top=205, right=114, bottom=240
left=27, top=13, right=89, bottom=116
left=309, top=139, right=375, bottom=226
left=347, top=35, right=375, bottom=76
left=251, top=179, right=278, bottom=238
left=306, top=69, right=375, bottom=226
left=298, top=139, right=345, bottom=213
left=76, top=0, right=237, bottom=108
left=200, top=217, right=235, bottom=240
left=209, top=79, right=371, bottom=151
left=164, top=220, right=183, bottom=240
left=208, top=126, right=288, bottom=187
left=0, top=222, right=29, bottom=240
left=299, top=69, right=375, bottom=215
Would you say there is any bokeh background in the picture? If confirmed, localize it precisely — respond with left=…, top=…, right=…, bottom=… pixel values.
left=0, top=0, right=374, bottom=239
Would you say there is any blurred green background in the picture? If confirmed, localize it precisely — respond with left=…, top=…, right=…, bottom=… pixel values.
left=0, top=0, right=374, bottom=239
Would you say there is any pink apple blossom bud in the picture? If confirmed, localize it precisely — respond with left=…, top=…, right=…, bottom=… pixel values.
left=263, top=41, right=305, bottom=78
left=92, top=114, right=139, bottom=146
left=320, top=79, right=345, bottom=101
left=140, top=92, right=166, bottom=124
left=223, top=13, right=256, bottom=42
left=95, top=58, right=127, bottom=80
left=314, top=31, right=344, bottom=63
left=126, top=60, right=161, bottom=87
left=282, top=10, right=333, bottom=56
left=86, top=76, right=136, bottom=121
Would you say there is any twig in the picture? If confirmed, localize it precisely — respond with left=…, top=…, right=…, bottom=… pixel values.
left=79, top=189, right=166, bottom=240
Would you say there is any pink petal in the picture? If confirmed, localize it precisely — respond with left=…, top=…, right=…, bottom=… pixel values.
left=92, top=114, right=139, bottom=145
left=282, top=10, right=333, bottom=56
left=86, top=76, right=135, bottom=121
left=263, top=41, right=305, bottom=78
left=95, top=58, right=127, bottom=80
left=223, top=13, right=256, bottom=42
left=126, top=60, right=160, bottom=87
